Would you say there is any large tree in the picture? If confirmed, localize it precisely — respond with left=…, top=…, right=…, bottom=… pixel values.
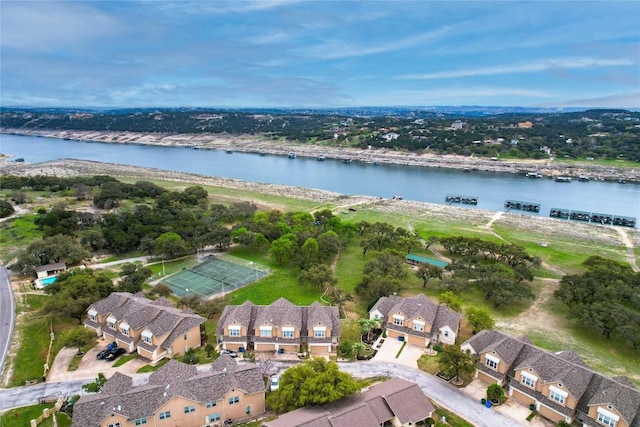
left=438, top=344, right=476, bottom=383
left=415, top=262, right=443, bottom=287
left=266, top=358, right=361, bottom=413
left=466, top=306, right=495, bottom=334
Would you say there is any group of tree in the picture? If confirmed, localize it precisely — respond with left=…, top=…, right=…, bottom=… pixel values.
left=554, top=256, right=640, bottom=350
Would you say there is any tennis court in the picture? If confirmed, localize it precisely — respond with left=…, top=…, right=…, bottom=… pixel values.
left=162, top=255, right=268, bottom=298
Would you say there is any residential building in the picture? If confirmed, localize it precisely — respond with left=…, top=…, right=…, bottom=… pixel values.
left=462, top=330, right=640, bottom=426
left=265, top=378, right=435, bottom=427
left=217, top=298, right=340, bottom=355
left=72, top=356, right=265, bottom=427
left=35, top=261, right=67, bottom=279
left=451, top=120, right=464, bottom=130
left=83, top=292, right=205, bottom=361
left=369, top=294, right=461, bottom=346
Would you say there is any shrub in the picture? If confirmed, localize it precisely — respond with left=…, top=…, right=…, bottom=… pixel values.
left=433, top=344, right=444, bottom=352
left=486, top=383, right=505, bottom=402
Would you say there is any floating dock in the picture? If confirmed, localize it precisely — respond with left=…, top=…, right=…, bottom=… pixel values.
left=550, top=208, right=636, bottom=227
left=526, top=171, right=542, bottom=178
left=555, top=176, right=572, bottom=183
left=505, top=200, right=540, bottom=212
left=446, top=195, right=478, bottom=205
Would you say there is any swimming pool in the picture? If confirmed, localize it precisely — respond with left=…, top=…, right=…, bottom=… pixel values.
left=40, top=276, right=58, bottom=285
left=406, top=254, right=449, bottom=268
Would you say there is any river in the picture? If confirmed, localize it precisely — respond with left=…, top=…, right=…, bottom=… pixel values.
left=1, top=134, right=638, bottom=221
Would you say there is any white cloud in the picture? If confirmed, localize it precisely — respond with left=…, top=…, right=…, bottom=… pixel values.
left=0, top=2, right=123, bottom=51
left=305, top=25, right=456, bottom=60
left=400, top=58, right=636, bottom=80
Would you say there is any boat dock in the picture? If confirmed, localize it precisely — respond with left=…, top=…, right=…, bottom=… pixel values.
left=555, top=176, right=572, bottom=183
left=505, top=200, right=540, bottom=212
left=446, top=195, right=478, bottom=205
left=550, top=208, right=636, bottom=227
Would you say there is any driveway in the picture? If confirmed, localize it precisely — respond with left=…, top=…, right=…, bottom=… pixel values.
left=338, top=361, right=530, bottom=427
left=47, top=343, right=147, bottom=382
left=370, top=337, right=424, bottom=369
left=463, top=379, right=554, bottom=427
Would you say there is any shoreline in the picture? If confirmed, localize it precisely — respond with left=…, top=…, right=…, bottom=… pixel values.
left=2, top=128, right=638, bottom=182
left=1, top=158, right=637, bottom=252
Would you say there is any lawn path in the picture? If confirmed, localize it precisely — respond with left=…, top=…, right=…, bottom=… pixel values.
left=615, top=227, right=639, bottom=272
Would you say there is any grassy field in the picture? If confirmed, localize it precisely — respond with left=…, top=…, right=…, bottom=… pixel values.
left=0, top=403, right=71, bottom=427
left=0, top=214, right=42, bottom=263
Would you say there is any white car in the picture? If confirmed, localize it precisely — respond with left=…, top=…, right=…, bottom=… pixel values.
left=270, top=375, right=280, bottom=391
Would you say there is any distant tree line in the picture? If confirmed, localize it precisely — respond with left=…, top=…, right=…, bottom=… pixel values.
left=2, top=108, right=638, bottom=160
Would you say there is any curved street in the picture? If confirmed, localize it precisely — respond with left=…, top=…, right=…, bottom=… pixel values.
left=0, top=265, right=15, bottom=379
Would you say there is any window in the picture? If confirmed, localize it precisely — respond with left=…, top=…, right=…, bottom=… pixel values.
left=444, top=330, right=449, bottom=337
left=313, top=327, right=326, bottom=338
left=159, top=411, right=171, bottom=420
left=121, top=327, right=129, bottom=337
left=134, top=419, right=147, bottom=426
left=413, top=321, right=424, bottom=332
left=108, top=322, right=116, bottom=329
left=229, top=396, right=239, bottom=404
left=89, top=314, right=97, bottom=322
left=597, top=408, right=620, bottom=427
left=229, top=326, right=241, bottom=337
left=108, top=424, right=121, bottom=427
left=208, top=413, right=221, bottom=423
left=260, top=326, right=272, bottom=337
left=521, top=373, right=536, bottom=388
left=143, top=335, right=152, bottom=344
left=206, top=401, right=216, bottom=408
left=393, top=315, right=404, bottom=326
left=485, top=354, right=500, bottom=370
left=183, top=334, right=187, bottom=340
left=283, top=329, right=294, bottom=338
left=598, top=413, right=616, bottom=427
left=550, top=389, right=566, bottom=404
left=246, top=405, right=251, bottom=414
left=183, top=405, right=195, bottom=413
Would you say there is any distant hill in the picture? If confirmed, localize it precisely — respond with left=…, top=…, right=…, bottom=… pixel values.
left=1, top=108, right=638, bottom=161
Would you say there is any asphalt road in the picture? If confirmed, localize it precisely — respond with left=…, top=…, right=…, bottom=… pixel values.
left=0, top=265, right=15, bottom=377
left=0, top=380, right=87, bottom=412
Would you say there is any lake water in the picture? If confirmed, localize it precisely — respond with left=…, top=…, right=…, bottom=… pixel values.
left=1, top=134, right=638, bottom=220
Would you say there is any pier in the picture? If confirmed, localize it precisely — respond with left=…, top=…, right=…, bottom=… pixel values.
left=446, top=195, right=478, bottom=205
left=505, top=200, right=540, bottom=213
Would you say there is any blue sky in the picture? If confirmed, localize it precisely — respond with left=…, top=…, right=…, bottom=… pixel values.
left=1, top=1, right=639, bottom=108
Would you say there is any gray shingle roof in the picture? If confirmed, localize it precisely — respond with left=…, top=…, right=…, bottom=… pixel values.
left=582, top=376, right=640, bottom=426
left=255, top=297, right=303, bottom=329
left=35, top=262, right=66, bottom=272
left=370, top=294, right=460, bottom=334
left=161, top=315, right=205, bottom=349
left=265, top=379, right=434, bottom=427
left=72, top=358, right=265, bottom=427
left=217, top=300, right=256, bottom=335
left=462, top=330, right=640, bottom=426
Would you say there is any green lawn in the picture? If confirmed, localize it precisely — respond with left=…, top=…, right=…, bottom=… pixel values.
left=0, top=214, right=42, bottom=262
left=0, top=403, right=71, bottom=427
left=136, top=358, right=170, bottom=373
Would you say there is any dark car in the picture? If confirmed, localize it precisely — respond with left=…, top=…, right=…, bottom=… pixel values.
left=96, top=349, right=111, bottom=360
left=104, top=347, right=126, bottom=361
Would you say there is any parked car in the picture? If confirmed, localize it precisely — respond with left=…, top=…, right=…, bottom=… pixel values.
left=104, top=347, right=126, bottom=361
left=220, top=349, right=238, bottom=358
left=96, top=349, right=111, bottom=360
left=270, top=375, right=280, bottom=391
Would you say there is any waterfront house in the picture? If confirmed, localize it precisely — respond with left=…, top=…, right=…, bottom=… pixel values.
left=369, top=294, right=461, bottom=346
left=217, top=298, right=340, bottom=355
left=72, top=356, right=265, bottom=427
left=461, top=330, right=640, bottom=426
left=265, top=378, right=434, bottom=427
left=83, top=292, right=205, bottom=361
